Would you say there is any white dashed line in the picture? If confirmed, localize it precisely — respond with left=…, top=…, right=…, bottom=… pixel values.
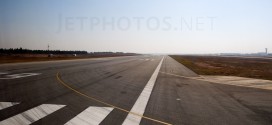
left=0, top=73, right=41, bottom=79
left=0, top=72, right=8, bottom=75
left=65, top=106, right=113, bottom=125
left=122, top=57, right=164, bottom=125
left=0, top=102, right=19, bottom=110
left=0, top=104, right=65, bottom=125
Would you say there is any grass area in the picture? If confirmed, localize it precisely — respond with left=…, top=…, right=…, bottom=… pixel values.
left=170, top=55, right=272, bottom=80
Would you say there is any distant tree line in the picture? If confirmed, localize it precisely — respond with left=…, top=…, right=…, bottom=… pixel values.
left=0, top=48, right=88, bottom=54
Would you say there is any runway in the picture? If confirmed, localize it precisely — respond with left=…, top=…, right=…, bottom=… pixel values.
left=0, top=55, right=271, bottom=125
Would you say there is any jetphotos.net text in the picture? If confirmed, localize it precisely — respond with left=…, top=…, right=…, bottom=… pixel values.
left=57, top=14, right=216, bottom=32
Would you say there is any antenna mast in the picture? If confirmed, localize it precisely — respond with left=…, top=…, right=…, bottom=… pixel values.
left=48, top=43, right=50, bottom=51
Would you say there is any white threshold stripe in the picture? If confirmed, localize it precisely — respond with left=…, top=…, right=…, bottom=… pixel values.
left=65, top=106, right=113, bottom=125
left=0, top=104, right=65, bottom=125
left=122, top=56, right=164, bottom=125
left=0, top=102, right=19, bottom=110
left=0, top=73, right=41, bottom=80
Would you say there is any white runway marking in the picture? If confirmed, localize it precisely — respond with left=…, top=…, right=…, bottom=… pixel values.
left=0, top=102, right=19, bottom=110
left=65, top=106, right=113, bottom=125
left=0, top=104, right=65, bottom=125
left=0, top=73, right=41, bottom=79
left=122, top=57, right=164, bottom=125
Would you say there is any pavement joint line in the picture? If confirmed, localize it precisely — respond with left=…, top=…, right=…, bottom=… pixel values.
left=159, top=71, right=225, bottom=83
left=160, top=71, right=215, bottom=83
left=159, top=71, right=201, bottom=79
left=160, top=71, right=272, bottom=90
left=56, top=72, right=172, bottom=125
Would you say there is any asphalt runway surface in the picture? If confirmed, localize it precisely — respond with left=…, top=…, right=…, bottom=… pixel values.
left=0, top=55, right=271, bottom=125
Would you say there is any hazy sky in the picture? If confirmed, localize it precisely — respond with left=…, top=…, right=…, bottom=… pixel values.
left=0, top=0, right=272, bottom=54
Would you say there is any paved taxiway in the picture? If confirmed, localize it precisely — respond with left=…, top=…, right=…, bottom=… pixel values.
left=0, top=55, right=271, bottom=125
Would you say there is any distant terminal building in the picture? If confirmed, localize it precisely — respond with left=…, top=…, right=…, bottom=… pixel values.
left=255, top=48, right=269, bottom=56
left=219, top=48, right=270, bottom=57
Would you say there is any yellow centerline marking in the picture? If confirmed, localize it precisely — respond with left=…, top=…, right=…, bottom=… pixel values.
left=56, top=72, right=172, bottom=125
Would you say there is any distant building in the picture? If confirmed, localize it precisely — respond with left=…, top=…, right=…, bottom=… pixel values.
left=255, top=48, right=268, bottom=56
